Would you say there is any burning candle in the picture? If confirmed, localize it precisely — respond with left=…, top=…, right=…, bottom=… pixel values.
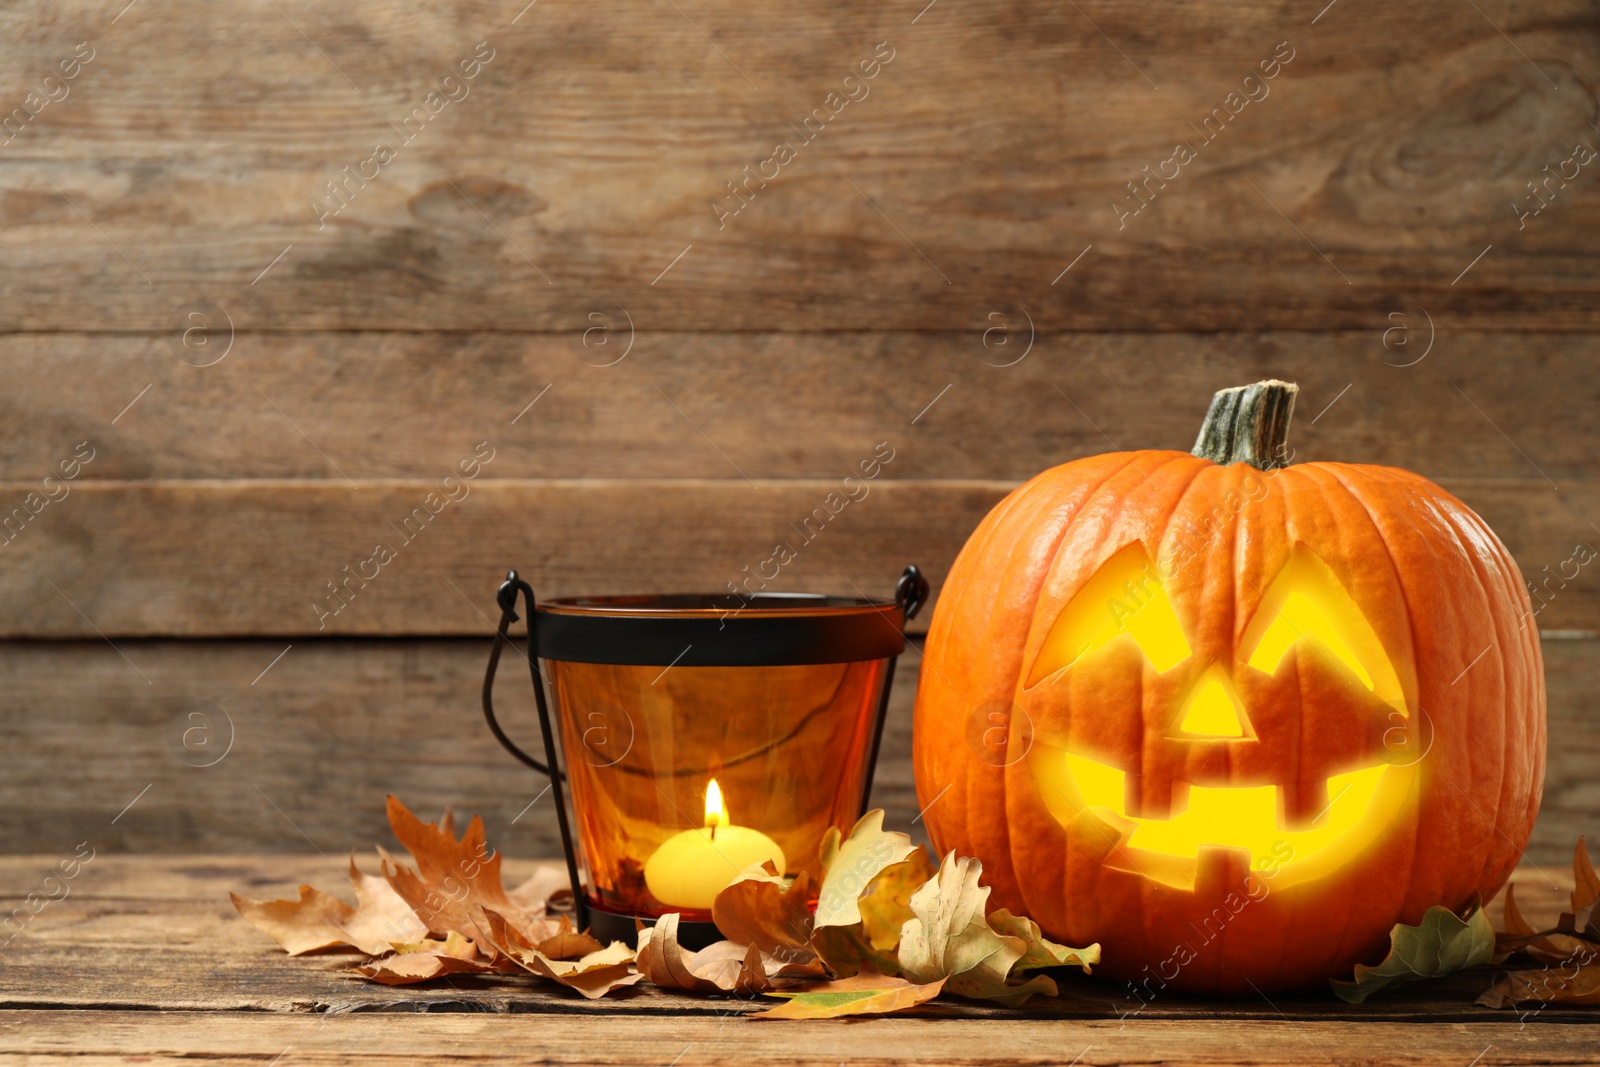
left=643, top=779, right=786, bottom=910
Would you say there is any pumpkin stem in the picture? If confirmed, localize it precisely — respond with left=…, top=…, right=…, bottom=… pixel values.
left=1190, top=380, right=1299, bottom=470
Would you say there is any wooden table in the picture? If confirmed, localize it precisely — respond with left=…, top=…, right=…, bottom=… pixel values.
left=3, top=855, right=1595, bottom=1065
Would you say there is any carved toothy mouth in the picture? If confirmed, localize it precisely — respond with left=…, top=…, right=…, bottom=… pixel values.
left=1029, top=747, right=1418, bottom=891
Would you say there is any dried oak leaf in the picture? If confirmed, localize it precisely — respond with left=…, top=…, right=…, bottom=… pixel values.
left=483, top=908, right=641, bottom=998
left=816, top=810, right=921, bottom=927
left=353, top=931, right=496, bottom=985
left=534, top=916, right=607, bottom=962
left=748, top=972, right=946, bottom=1020
left=379, top=796, right=556, bottom=951
left=1331, top=904, right=1496, bottom=1003
left=385, top=796, right=527, bottom=917
left=1494, top=838, right=1600, bottom=973
left=1497, top=883, right=1574, bottom=965
left=1478, top=963, right=1600, bottom=1008
left=712, top=861, right=816, bottom=961
left=898, top=852, right=1059, bottom=1008
left=811, top=810, right=928, bottom=978
left=338, top=853, right=430, bottom=954
left=508, top=940, right=643, bottom=999
left=636, top=913, right=767, bottom=993
left=508, top=863, right=573, bottom=914
left=380, top=847, right=495, bottom=950
left=1559, top=837, right=1600, bottom=943
left=636, top=913, right=822, bottom=994
left=1574, top=837, right=1600, bottom=915
left=231, top=854, right=427, bottom=956
left=812, top=853, right=935, bottom=978
left=230, top=885, right=361, bottom=956
left=989, top=910, right=1100, bottom=974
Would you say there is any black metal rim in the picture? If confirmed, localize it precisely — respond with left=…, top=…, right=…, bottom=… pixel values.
left=531, top=594, right=908, bottom=665
left=586, top=906, right=722, bottom=951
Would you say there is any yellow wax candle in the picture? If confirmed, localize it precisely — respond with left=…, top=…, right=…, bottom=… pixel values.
left=643, top=779, right=785, bottom=911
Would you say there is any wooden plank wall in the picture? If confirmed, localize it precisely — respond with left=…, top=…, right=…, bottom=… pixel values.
left=3, top=638, right=1598, bottom=865
left=1, top=0, right=1596, bottom=858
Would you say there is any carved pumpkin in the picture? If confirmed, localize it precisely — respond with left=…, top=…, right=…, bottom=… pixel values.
left=912, top=381, right=1545, bottom=993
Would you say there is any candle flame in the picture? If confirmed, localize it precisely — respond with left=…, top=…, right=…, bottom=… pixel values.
left=704, top=778, right=728, bottom=829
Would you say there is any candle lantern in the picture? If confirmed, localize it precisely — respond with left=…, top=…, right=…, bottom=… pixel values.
left=481, top=565, right=928, bottom=948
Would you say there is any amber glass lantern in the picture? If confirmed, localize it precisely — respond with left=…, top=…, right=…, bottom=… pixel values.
left=481, top=566, right=927, bottom=947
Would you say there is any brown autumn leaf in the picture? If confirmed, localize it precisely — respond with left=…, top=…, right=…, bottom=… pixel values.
left=1573, top=837, right=1600, bottom=915
left=337, top=853, right=430, bottom=954
left=1498, top=884, right=1572, bottom=965
left=1492, top=840, right=1600, bottom=967
left=636, top=913, right=770, bottom=993
left=748, top=972, right=946, bottom=1019
left=383, top=796, right=546, bottom=931
left=507, top=939, right=644, bottom=999
left=481, top=908, right=641, bottom=998
left=353, top=931, right=496, bottom=985
left=232, top=797, right=642, bottom=998
left=635, top=912, right=824, bottom=994
left=1560, top=837, right=1600, bottom=943
left=1478, top=963, right=1600, bottom=1008
left=1502, top=882, right=1539, bottom=938
left=378, top=797, right=560, bottom=952
left=534, top=915, right=606, bottom=961
left=508, top=863, right=573, bottom=914
left=230, top=885, right=362, bottom=956
left=388, top=930, right=481, bottom=959
left=231, top=854, right=429, bottom=957
left=379, top=847, right=497, bottom=951
left=712, top=861, right=816, bottom=961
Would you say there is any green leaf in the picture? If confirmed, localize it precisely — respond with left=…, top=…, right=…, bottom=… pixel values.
left=1331, top=904, right=1496, bottom=1003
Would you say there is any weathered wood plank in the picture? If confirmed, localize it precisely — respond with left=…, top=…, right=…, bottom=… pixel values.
left=0, top=638, right=1593, bottom=861
left=5, top=1009, right=1597, bottom=1066
left=0, top=2, right=1596, bottom=330
left=3, top=331, right=1596, bottom=483
left=2, top=479, right=1596, bottom=637
left=0, top=638, right=921, bottom=860
left=0, top=479, right=980, bottom=637
left=0, top=855, right=1586, bottom=1027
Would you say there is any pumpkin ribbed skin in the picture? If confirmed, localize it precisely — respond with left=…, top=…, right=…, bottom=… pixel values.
left=913, top=451, right=1545, bottom=993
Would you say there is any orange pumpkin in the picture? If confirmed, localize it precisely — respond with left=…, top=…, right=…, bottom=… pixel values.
left=912, top=381, right=1545, bottom=993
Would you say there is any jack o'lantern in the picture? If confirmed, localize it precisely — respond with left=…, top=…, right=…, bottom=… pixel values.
left=912, top=381, right=1545, bottom=993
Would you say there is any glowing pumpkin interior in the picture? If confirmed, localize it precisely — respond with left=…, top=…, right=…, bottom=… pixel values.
left=1027, top=543, right=1419, bottom=892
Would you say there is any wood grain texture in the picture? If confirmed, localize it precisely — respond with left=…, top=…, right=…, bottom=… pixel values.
left=0, top=854, right=1582, bottom=1021
left=1, top=637, right=1593, bottom=862
left=0, top=638, right=921, bottom=860
left=2, top=478, right=1596, bottom=637
left=0, top=1, right=1596, bottom=331
left=2, top=331, right=1596, bottom=483
left=5, top=1008, right=1597, bottom=1065
left=0, top=479, right=975, bottom=637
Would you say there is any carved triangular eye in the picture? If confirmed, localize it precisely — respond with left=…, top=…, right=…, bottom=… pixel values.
left=1028, top=543, right=1192, bottom=686
left=1241, top=546, right=1404, bottom=707
left=1171, top=664, right=1252, bottom=739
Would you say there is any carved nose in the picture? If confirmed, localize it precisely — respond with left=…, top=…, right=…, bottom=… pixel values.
left=1171, top=664, right=1251, bottom=738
